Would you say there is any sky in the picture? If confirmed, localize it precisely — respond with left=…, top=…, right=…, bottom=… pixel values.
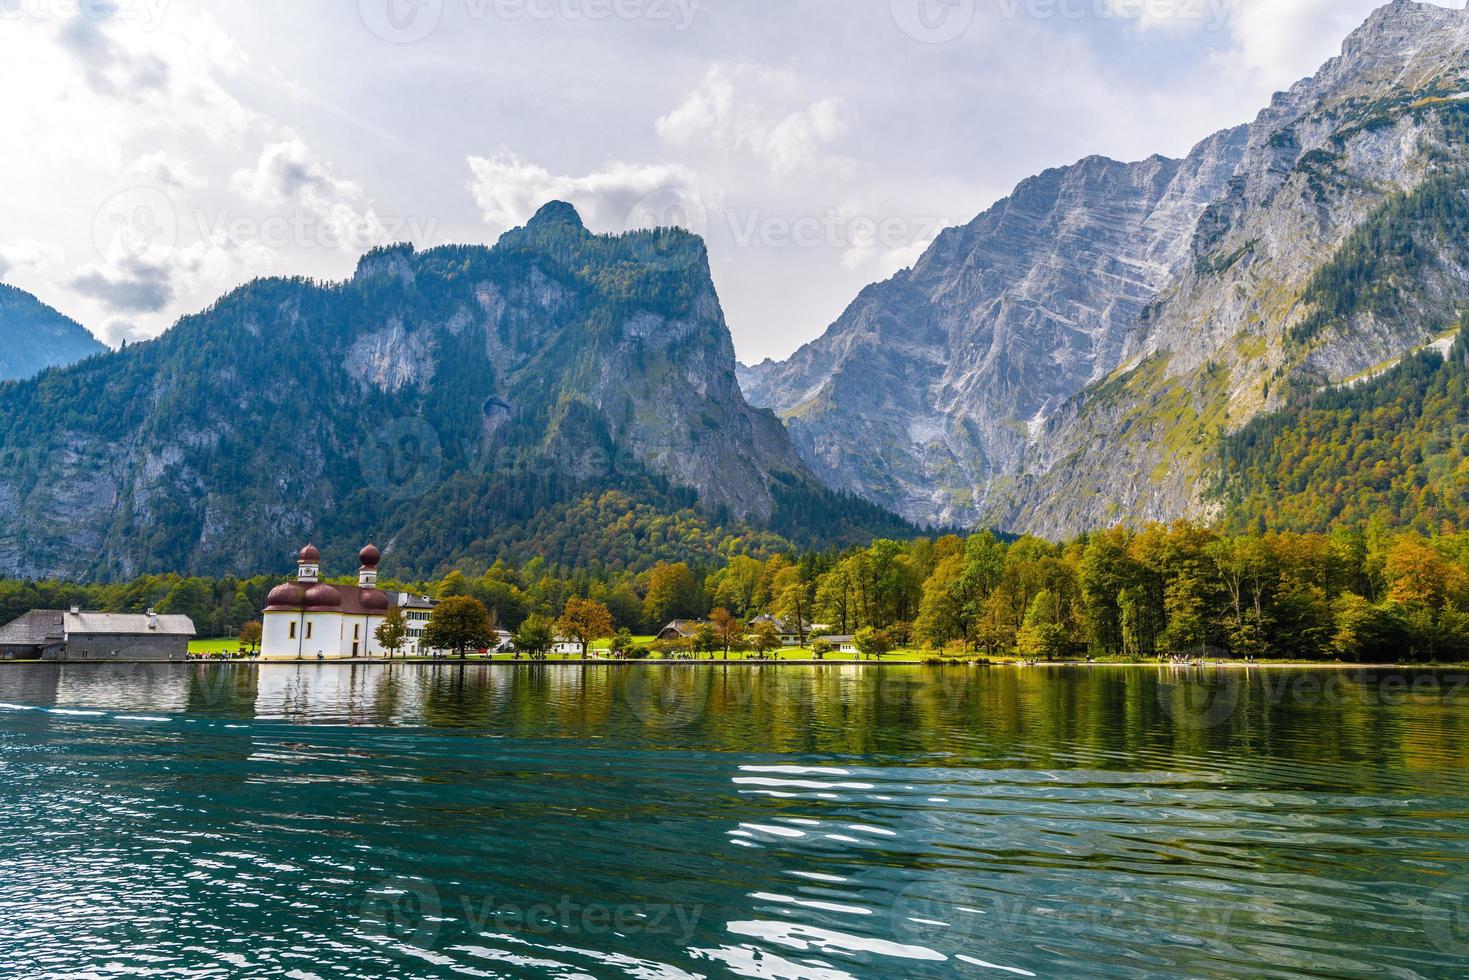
left=0, top=0, right=1462, bottom=363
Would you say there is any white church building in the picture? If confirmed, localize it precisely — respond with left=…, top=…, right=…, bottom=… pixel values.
left=261, top=543, right=424, bottom=660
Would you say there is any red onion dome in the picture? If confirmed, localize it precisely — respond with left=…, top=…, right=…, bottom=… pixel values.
left=361, top=590, right=390, bottom=613
left=359, top=544, right=381, bottom=568
left=299, top=543, right=321, bottom=564
left=304, top=584, right=342, bottom=610
left=266, top=582, right=306, bottom=609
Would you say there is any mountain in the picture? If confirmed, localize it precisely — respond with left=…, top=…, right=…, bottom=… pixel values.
left=740, top=130, right=1248, bottom=527
left=0, top=202, right=914, bottom=581
left=1220, top=317, right=1469, bottom=534
left=743, top=0, right=1469, bottom=537
left=0, top=284, right=104, bottom=381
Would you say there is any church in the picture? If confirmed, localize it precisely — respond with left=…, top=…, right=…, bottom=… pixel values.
left=261, top=543, right=399, bottom=660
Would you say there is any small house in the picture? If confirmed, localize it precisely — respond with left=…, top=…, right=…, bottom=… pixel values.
left=655, top=620, right=707, bottom=642
left=0, top=608, right=195, bottom=662
left=747, top=614, right=806, bottom=646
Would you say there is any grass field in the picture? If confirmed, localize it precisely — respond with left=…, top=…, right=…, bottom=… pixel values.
left=189, top=638, right=246, bottom=655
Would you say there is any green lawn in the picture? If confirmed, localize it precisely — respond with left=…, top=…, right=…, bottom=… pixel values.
left=590, top=635, right=656, bottom=651
left=189, top=637, right=243, bottom=655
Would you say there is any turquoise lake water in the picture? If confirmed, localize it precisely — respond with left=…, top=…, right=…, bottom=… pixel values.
left=1, top=663, right=1468, bottom=978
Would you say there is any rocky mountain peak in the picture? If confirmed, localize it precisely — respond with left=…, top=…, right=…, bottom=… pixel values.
left=525, top=199, right=588, bottom=232
left=742, top=0, right=1469, bottom=535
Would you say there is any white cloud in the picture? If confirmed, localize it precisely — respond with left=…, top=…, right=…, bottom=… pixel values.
left=466, top=153, right=710, bottom=235
left=130, top=151, right=206, bottom=192
left=0, top=239, right=66, bottom=282
left=656, top=65, right=856, bottom=177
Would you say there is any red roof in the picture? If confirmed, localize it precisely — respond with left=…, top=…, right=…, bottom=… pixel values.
left=267, top=583, right=392, bottom=616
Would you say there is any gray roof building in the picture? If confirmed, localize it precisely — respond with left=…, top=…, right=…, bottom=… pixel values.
left=0, top=608, right=195, bottom=662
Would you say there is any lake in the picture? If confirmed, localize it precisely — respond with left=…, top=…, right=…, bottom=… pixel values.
left=1, top=663, right=1467, bottom=978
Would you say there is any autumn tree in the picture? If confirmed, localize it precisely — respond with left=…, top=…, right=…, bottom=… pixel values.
left=709, top=607, right=743, bottom=660
left=374, top=606, right=408, bottom=658
left=423, top=595, right=496, bottom=658
left=643, top=562, right=700, bottom=628
left=557, top=598, right=614, bottom=659
left=238, top=620, right=262, bottom=655
left=749, top=620, right=781, bottom=658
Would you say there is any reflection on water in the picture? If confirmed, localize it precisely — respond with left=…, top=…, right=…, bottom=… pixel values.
left=1, top=663, right=1468, bottom=978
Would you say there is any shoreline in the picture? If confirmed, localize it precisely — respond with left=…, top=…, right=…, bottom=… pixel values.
left=1, top=657, right=1461, bottom=670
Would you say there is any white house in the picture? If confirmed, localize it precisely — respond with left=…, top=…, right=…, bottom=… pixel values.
left=261, top=544, right=396, bottom=660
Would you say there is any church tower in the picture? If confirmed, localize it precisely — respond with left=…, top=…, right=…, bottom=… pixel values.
left=297, top=544, right=321, bottom=583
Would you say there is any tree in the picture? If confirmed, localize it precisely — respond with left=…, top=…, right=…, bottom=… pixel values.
left=810, top=639, right=833, bottom=660
left=557, top=598, right=614, bottom=659
left=1017, top=590, right=1070, bottom=661
left=609, top=628, right=636, bottom=660
left=749, top=620, right=781, bottom=659
left=422, top=595, right=496, bottom=658
left=854, top=626, right=893, bottom=661
left=692, top=623, right=719, bottom=660
left=643, top=562, right=700, bottom=627
left=775, top=581, right=811, bottom=647
left=374, top=606, right=408, bottom=658
left=238, top=620, right=262, bottom=655
left=513, top=613, right=555, bottom=660
left=1161, top=574, right=1209, bottom=653
left=709, top=607, right=743, bottom=660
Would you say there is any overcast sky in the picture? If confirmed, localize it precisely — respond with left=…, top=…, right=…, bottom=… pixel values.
left=0, top=0, right=1460, bottom=362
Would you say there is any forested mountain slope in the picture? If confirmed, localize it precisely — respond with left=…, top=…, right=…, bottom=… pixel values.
left=0, top=284, right=104, bottom=381
left=0, top=202, right=915, bottom=581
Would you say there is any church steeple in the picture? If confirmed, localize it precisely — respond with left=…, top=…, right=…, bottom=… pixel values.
left=297, top=543, right=321, bottom=583
left=358, top=544, right=381, bottom=589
